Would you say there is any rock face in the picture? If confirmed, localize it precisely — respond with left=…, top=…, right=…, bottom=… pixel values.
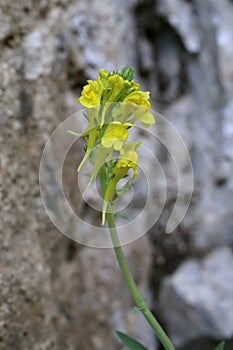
left=0, top=1, right=155, bottom=350
left=159, top=248, right=233, bottom=347
left=135, top=0, right=233, bottom=348
left=1, top=0, right=233, bottom=350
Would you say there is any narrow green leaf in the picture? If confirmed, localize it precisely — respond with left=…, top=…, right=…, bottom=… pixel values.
left=115, top=180, right=133, bottom=197
left=99, top=165, right=107, bottom=197
left=214, top=341, right=225, bottom=350
left=68, top=130, right=80, bottom=137
left=116, top=331, right=149, bottom=350
left=115, top=213, right=128, bottom=220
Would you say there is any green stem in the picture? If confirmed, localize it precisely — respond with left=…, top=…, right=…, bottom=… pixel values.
left=106, top=209, right=175, bottom=350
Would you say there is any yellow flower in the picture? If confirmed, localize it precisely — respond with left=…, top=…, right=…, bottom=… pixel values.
left=117, top=142, right=141, bottom=179
left=106, top=75, right=127, bottom=102
left=129, top=80, right=140, bottom=91
left=137, top=111, right=155, bottom=128
left=77, top=67, right=149, bottom=110
left=102, top=142, right=140, bottom=224
left=98, top=68, right=140, bottom=104
left=110, top=102, right=155, bottom=127
left=98, top=69, right=108, bottom=87
left=78, top=80, right=103, bottom=107
left=124, top=90, right=151, bottom=109
left=72, top=66, right=156, bottom=223
left=101, top=121, right=132, bottom=151
left=131, top=108, right=155, bottom=128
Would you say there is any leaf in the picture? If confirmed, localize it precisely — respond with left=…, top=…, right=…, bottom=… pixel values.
left=115, top=213, right=128, bottom=220
left=115, top=180, right=133, bottom=197
left=67, top=130, right=81, bottom=137
left=116, top=331, right=149, bottom=350
left=214, top=341, right=225, bottom=350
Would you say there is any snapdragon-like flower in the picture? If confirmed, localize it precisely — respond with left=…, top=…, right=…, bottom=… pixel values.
left=101, top=121, right=132, bottom=151
left=71, top=66, right=155, bottom=224
left=78, top=80, right=103, bottom=107
left=124, top=90, right=150, bottom=109
left=81, top=121, right=132, bottom=196
left=110, top=103, right=155, bottom=128
left=102, top=141, right=141, bottom=224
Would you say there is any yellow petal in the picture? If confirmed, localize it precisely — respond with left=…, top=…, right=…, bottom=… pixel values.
left=101, top=122, right=129, bottom=151
left=140, top=112, right=155, bottom=125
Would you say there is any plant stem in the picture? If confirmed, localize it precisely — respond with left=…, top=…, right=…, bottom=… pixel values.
left=106, top=209, right=176, bottom=350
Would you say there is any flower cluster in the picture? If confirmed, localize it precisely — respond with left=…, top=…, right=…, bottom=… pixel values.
left=71, top=67, right=155, bottom=224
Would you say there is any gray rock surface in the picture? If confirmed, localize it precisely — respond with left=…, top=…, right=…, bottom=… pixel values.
left=0, top=1, right=156, bottom=349
left=159, top=248, right=233, bottom=347
left=1, top=0, right=233, bottom=349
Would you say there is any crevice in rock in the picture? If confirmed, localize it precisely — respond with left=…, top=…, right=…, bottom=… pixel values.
left=17, top=87, right=33, bottom=124
left=134, top=1, right=189, bottom=104
left=65, top=241, right=77, bottom=262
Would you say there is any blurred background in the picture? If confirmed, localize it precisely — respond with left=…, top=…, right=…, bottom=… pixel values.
left=0, top=0, right=233, bottom=349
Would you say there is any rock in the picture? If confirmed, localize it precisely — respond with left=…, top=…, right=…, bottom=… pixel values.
left=0, top=1, right=41, bottom=45
left=0, top=1, right=154, bottom=349
left=23, top=27, right=56, bottom=81
left=64, top=0, right=136, bottom=79
left=1, top=0, right=233, bottom=348
left=155, top=0, right=201, bottom=53
left=193, top=186, right=233, bottom=249
left=159, top=248, right=233, bottom=347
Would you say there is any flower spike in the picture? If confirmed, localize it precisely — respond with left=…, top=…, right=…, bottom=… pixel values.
left=69, top=66, right=155, bottom=225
